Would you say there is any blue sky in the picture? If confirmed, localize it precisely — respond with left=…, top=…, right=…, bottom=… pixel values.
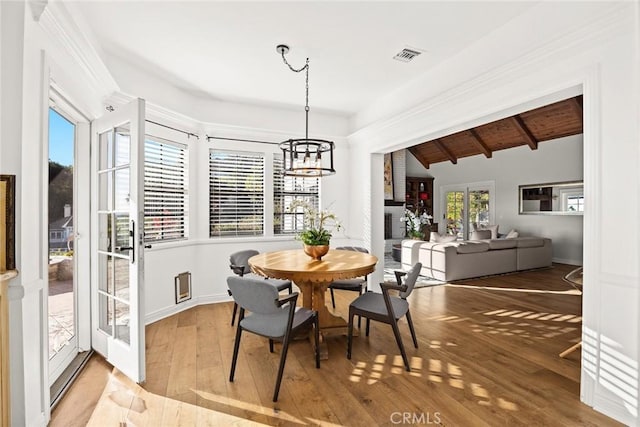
left=49, top=108, right=74, bottom=166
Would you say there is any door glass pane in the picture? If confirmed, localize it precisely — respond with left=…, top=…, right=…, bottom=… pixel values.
left=99, top=130, right=113, bottom=170
left=114, top=257, right=129, bottom=300
left=115, top=125, right=130, bottom=167
left=468, top=189, right=490, bottom=232
left=446, top=191, right=465, bottom=239
left=114, top=214, right=130, bottom=252
left=114, top=169, right=130, bottom=211
left=98, top=171, right=113, bottom=211
left=98, top=293, right=113, bottom=336
left=98, top=254, right=113, bottom=294
left=48, top=108, right=76, bottom=360
left=98, top=213, right=112, bottom=252
left=115, top=300, right=130, bottom=345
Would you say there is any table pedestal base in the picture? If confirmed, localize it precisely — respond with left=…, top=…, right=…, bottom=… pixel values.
left=296, top=279, right=358, bottom=360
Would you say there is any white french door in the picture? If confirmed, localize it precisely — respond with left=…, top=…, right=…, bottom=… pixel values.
left=441, top=181, right=495, bottom=240
left=90, top=98, right=146, bottom=383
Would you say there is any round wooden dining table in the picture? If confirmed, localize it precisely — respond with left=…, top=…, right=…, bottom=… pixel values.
left=249, top=249, right=378, bottom=359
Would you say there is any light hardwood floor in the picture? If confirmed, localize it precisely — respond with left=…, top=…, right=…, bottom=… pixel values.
left=51, top=264, right=621, bottom=426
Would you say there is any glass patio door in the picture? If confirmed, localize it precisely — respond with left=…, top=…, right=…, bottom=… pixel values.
left=442, top=182, right=494, bottom=240
left=444, top=190, right=465, bottom=239
left=90, top=99, right=146, bottom=383
left=47, top=107, right=78, bottom=385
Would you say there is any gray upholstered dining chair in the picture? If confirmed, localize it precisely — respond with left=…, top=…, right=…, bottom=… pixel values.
left=328, top=246, right=369, bottom=309
left=228, top=249, right=293, bottom=326
left=227, top=276, right=320, bottom=402
left=347, top=262, right=422, bottom=371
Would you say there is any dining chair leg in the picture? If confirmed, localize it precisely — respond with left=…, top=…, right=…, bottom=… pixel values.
left=269, top=339, right=274, bottom=353
left=230, top=302, right=238, bottom=326
left=314, top=313, right=320, bottom=368
left=273, top=330, right=292, bottom=402
left=330, top=288, right=336, bottom=309
left=365, top=318, right=370, bottom=337
left=390, top=320, right=410, bottom=372
left=347, top=308, right=354, bottom=360
left=229, top=326, right=243, bottom=381
left=406, top=310, right=418, bottom=348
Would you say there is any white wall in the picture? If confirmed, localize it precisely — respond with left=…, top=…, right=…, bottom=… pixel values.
left=350, top=2, right=639, bottom=425
left=407, top=134, right=584, bottom=265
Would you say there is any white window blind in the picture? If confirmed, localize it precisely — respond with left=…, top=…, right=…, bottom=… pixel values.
left=273, top=154, right=319, bottom=235
left=210, top=150, right=264, bottom=237
left=144, top=138, right=188, bottom=242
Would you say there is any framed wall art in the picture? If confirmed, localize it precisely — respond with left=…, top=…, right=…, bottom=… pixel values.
left=383, top=153, right=394, bottom=200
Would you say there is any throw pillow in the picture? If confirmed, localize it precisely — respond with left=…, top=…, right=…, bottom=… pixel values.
left=470, top=230, right=492, bottom=240
left=506, top=229, right=519, bottom=239
left=472, top=223, right=499, bottom=239
left=430, top=232, right=457, bottom=243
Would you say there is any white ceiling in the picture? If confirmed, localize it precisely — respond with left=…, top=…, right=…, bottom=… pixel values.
left=67, top=1, right=536, bottom=116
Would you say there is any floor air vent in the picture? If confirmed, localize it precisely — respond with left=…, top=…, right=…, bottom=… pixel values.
left=175, top=272, right=192, bottom=304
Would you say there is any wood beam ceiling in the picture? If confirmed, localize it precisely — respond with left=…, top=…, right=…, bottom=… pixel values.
left=408, top=146, right=430, bottom=169
left=433, top=139, right=458, bottom=164
left=404, top=96, right=582, bottom=168
left=468, top=129, right=493, bottom=158
left=510, top=115, right=538, bottom=150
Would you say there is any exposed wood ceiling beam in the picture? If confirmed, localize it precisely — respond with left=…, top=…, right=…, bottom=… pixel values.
left=468, top=129, right=493, bottom=158
left=511, top=115, right=538, bottom=150
left=433, top=139, right=458, bottom=164
left=570, top=97, right=583, bottom=119
left=408, top=147, right=430, bottom=169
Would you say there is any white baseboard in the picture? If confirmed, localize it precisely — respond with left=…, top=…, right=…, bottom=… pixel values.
left=552, top=257, right=582, bottom=266
left=145, top=293, right=232, bottom=325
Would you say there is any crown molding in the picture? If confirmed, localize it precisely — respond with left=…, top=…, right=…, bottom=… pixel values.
left=106, top=91, right=347, bottom=146
left=38, top=2, right=118, bottom=106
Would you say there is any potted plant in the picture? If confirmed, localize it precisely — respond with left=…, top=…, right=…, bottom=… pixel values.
left=288, top=200, right=341, bottom=260
left=400, top=208, right=432, bottom=240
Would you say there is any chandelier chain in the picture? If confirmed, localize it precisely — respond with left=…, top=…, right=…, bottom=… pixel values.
left=280, top=50, right=310, bottom=137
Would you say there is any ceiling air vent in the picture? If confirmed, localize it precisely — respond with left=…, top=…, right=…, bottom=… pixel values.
left=393, top=47, right=423, bottom=63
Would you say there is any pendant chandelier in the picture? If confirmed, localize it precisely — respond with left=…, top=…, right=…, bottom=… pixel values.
left=277, top=44, right=336, bottom=177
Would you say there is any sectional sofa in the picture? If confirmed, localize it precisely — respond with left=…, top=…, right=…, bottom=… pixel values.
left=401, top=236, right=552, bottom=281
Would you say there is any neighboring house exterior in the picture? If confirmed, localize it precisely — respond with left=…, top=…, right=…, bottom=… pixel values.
left=48, top=205, right=73, bottom=251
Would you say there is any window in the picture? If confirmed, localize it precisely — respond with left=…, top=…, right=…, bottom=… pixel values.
left=210, top=150, right=264, bottom=237
left=566, top=195, right=584, bottom=212
left=273, top=154, right=319, bottom=234
left=144, top=137, right=188, bottom=242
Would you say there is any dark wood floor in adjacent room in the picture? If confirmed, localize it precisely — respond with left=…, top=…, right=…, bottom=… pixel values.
left=51, top=263, right=621, bottom=426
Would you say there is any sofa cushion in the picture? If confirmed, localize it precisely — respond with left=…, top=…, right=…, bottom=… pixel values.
left=516, top=237, right=545, bottom=248
left=488, top=239, right=517, bottom=250
left=506, top=229, right=519, bottom=239
left=456, top=242, right=490, bottom=254
left=470, top=230, right=492, bottom=240
left=430, top=232, right=457, bottom=243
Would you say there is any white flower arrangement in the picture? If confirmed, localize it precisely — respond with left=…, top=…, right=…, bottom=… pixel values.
left=400, top=208, right=432, bottom=239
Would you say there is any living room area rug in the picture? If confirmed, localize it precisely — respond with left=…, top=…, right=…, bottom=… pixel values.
left=383, top=252, right=445, bottom=288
